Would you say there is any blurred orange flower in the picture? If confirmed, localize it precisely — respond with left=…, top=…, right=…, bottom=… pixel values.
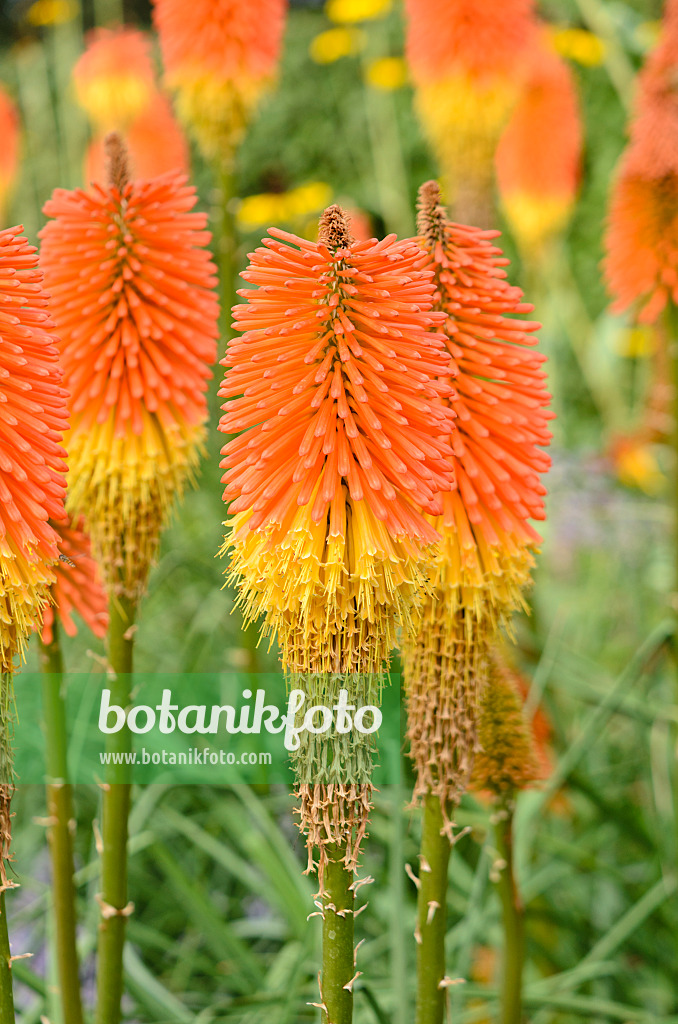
left=40, top=137, right=219, bottom=595
left=41, top=517, right=108, bottom=644
left=496, top=32, right=582, bottom=255
left=73, top=27, right=155, bottom=129
left=605, top=0, right=678, bottom=322
left=85, top=93, right=189, bottom=184
left=153, top=0, right=287, bottom=162
left=0, top=226, right=68, bottom=670
left=0, top=87, right=19, bottom=221
left=405, top=0, right=537, bottom=222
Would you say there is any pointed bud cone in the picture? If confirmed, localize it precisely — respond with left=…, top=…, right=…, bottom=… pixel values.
left=0, top=226, right=68, bottom=671
left=40, top=144, right=219, bottom=597
left=0, top=88, right=19, bottom=221
left=471, top=656, right=540, bottom=795
left=41, top=516, right=108, bottom=645
left=219, top=206, right=457, bottom=675
left=153, top=0, right=287, bottom=163
left=604, top=1, right=678, bottom=323
left=496, top=31, right=582, bottom=254
left=85, top=93, right=189, bottom=185
left=73, top=27, right=156, bottom=130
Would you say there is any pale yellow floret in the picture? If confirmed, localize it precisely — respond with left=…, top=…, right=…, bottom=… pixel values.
left=501, top=191, right=575, bottom=255
left=416, top=74, right=518, bottom=213
left=0, top=539, right=55, bottom=672
left=172, top=74, right=271, bottom=164
left=75, top=75, right=153, bottom=130
left=65, top=407, right=205, bottom=599
left=222, top=496, right=434, bottom=675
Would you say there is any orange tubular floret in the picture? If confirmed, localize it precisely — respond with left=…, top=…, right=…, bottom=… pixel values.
left=0, top=226, right=69, bottom=670
left=41, top=516, right=109, bottom=645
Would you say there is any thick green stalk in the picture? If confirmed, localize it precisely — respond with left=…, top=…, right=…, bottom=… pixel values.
left=95, top=593, right=136, bottom=1024
left=415, top=795, right=450, bottom=1024
left=494, top=798, right=524, bottom=1024
left=0, top=891, right=13, bottom=1022
left=321, top=843, right=355, bottom=1024
left=39, top=621, right=84, bottom=1024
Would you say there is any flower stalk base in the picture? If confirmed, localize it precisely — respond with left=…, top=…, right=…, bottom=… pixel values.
left=95, top=593, right=136, bottom=1024
left=321, top=843, right=355, bottom=1024
left=39, top=622, right=85, bottom=1024
left=494, top=798, right=524, bottom=1024
left=415, top=795, right=450, bottom=1024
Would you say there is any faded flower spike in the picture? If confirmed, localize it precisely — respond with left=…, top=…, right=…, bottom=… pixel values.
left=40, top=134, right=219, bottom=598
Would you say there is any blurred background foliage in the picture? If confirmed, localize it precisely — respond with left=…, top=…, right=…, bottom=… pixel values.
left=2, top=0, right=678, bottom=1021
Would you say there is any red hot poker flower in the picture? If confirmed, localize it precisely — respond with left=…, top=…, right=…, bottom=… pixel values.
left=0, top=225, right=68, bottom=670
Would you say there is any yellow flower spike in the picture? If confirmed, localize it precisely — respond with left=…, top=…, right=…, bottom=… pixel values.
left=550, top=26, right=607, bottom=67
left=27, top=0, right=78, bottom=26
left=309, top=26, right=365, bottom=64
left=365, top=56, right=408, bottom=90
left=326, top=0, right=391, bottom=24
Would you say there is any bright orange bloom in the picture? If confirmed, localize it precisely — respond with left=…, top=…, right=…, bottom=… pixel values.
left=153, top=0, right=287, bottom=162
left=73, top=27, right=156, bottom=130
left=220, top=204, right=455, bottom=870
left=0, top=226, right=68, bottom=671
left=405, top=182, right=552, bottom=812
left=0, top=87, right=19, bottom=221
left=40, top=137, right=219, bottom=596
left=41, top=516, right=108, bottom=645
left=85, top=93, right=189, bottom=185
left=404, top=0, right=536, bottom=222
left=604, top=0, right=678, bottom=322
left=220, top=207, right=456, bottom=674
left=496, top=32, right=582, bottom=254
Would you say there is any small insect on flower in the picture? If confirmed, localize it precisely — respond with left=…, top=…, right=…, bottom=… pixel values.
left=58, top=553, right=79, bottom=568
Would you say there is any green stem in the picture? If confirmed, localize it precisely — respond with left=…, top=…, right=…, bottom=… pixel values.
left=321, top=843, right=355, bottom=1024
left=39, top=621, right=84, bottom=1024
left=415, top=794, right=450, bottom=1024
left=0, top=892, right=14, bottom=1021
left=494, top=798, right=524, bottom=1024
left=95, top=593, right=136, bottom=1024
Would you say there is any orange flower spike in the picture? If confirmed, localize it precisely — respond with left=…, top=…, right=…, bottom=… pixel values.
left=73, top=27, right=156, bottom=130
left=153, top=0, right=288, bottom=163
left=41, top=516, right=109, bottom=646
left=220, top=204, right=457, bottom=674
left=405, top=182, right=552, bottom=813
left=418, top=181, right=552, bottom=600
left=40, top=135, right=219, bottom=597
left=0, top=88, right=19, bottom=221
left=0, top=226, right=69, bottom=671
left=496, top=33, right=582, bottom=255
left=605, top=0, right=678, bottom=323
left=404, top=0, right=537, bottom=222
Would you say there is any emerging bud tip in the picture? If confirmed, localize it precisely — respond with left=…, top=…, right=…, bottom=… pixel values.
left=417, top=179, right=446, bottom=246
left=104, top=131, right=130, bottom=193
left=318, top=204, right=353, bottom=250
